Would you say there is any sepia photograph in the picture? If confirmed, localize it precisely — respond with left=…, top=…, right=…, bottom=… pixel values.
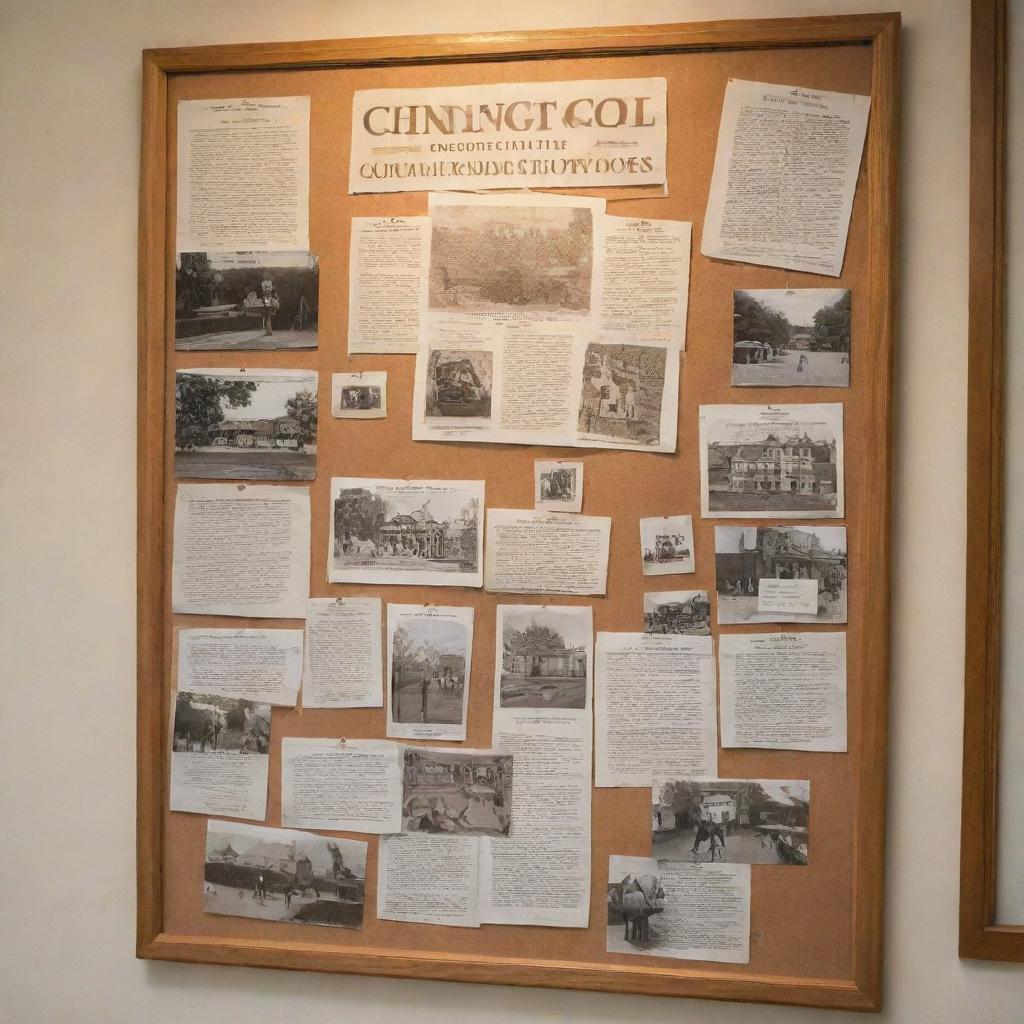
left=428, top=198, right=594, bottom=316
left=401, top=748, right=513, bottom=838
left=699, top=403, right=844, bottom=518
left=331, top=371, right=387, bottom=419
left=640, top=514, right=695, bottom=575
left=387, top=604, right=472, bottom=740
left=175, top=251, right=318, bottom=351
left=644, top=591, right=712, bottom=635
left=425, top=349, right=493, bottom=420
left=715, top=526, right=848, bottom=624
left=732, top=288, right=850, bottom=387
left=652, top=778, right=810, bottom=866
left=174, top=369, right=318, bottom=481
left=204, top=820, right=366, bottom=929
left=497, top=604, right=592, bottom=710
left=578, top=342, right=667, bottom=447
left=534, top=460, right=583, bottom=513
left=328, top=478, right=484, bottom=587
left=172, top=691, right=270, bottom=755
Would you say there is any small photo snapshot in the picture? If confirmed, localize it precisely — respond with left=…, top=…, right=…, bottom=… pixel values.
left=425, top=349, right=493, bottom=420
left=714, top=526, right=847, bottom=624
left=175, top=251, right=319, bottom=351
left=534, top=460, right=583, bottom=513
left=652, top=778, right=810, bottom=865
left=640, top=515, right=695, bottom=575
left=643, top=591, right=711, bottom=636
left=204, top=820, right=367, bottom=929
left=332, top=372, right=387, bottom=419
left=401, top=747, right=513, bottom=838
left=732, top=288, right=850, bottom=387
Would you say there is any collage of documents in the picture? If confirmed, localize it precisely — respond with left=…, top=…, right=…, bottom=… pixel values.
left=171, top=73, right=866, bottom=963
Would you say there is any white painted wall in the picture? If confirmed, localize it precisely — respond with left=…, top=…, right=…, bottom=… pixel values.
left=2, top=1, right=1022, bottom=1020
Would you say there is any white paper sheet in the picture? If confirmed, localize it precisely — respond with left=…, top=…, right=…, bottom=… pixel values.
left=757, top=578, right=819, bottom=615
left=303, top=597, right=383, bottom=708
left=172, top=484, right=310, bottom=618
left=595, top=632, right=718, bottom=787
left=484, top=509, right=611, bottom=595
left=177, top=627, right=302, bottom=707
left=177, top=96, right=309, bottom=252
left=280, top=738, right=402, bottom=833
left=639, top=514, right=695, bottom=576
left=702, top=79, right=869, bottom=276
left=347, top=217, right=429, bottom=353
left=719, top=632, right=847, bottom=751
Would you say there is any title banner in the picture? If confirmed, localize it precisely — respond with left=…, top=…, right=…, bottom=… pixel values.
left=348, top=78, right=667, bottom=194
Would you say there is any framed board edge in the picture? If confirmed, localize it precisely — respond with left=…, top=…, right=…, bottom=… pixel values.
left=137, top=12, right=900, bottom=1010
left=959, top=0, right=1024, bottom=963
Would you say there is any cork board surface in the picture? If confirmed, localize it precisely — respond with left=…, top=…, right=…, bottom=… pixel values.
left=150, top=33, right=888, bottom=1000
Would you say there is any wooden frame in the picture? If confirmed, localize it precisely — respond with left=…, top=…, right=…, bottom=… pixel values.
left=958, top=0, right=1024, bottom=962
left=138, top=14, right=900, bottom=1010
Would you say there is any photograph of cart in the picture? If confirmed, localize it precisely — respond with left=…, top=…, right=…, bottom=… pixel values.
left=425, top=351, right=492, bottom=419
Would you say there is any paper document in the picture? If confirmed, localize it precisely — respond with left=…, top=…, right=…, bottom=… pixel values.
left=595, top=632, right=717, bottom=787
left=331, top=372, right=387, bottom=418
left=177, top=627, right=302, bottom=706
left=719, top=632, right=847, bottom=751
left=702, top=79, right=869, bottom=276
left=534, top=460, right=583, bottom=513
left=172, top=484, right=310, bottom=618
left=485, top=509, right=611, bottom=595
left=303, top=597, right=383, bottom=708
left=177, top=96, right=309, bottom=252
left=757, top=578, right=819, bottom=614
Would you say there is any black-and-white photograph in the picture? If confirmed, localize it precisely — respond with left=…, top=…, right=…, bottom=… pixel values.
left=534, top=459, right=583, bottom=513
left=175, top=251, right=319, bottom=351
left=341, top=386, right=381, bottom=411
left=204, top=820, right=366, bottom=929
left=401, top=748, right=513, bottom=837
left=328, top=478, right=484, bottom=587
left=639, top=514, right=695, bottom=575
left=498, top=604, right=591, bottom=709
left=425, top=349, right=493, bottom=419
left=652, top=778, right=810, bottom=866
left=699, top=403, right=844, bottom=518
left=607, top=859, right=667, bottom=953
left=428, top=200, right=594, bottom=315
left=172, top=691, right=270, bottom=754
left=732, top=288, right=850, bottom=387
left=388, top=605, right=472, bottom=738
left=715, top=526, right=848, bottom=624
left=174, top=369, right=318, bottom=481
left=578, top=343, right=667, bottom=446
left=331, top=371, right=386, bottom=419
left=643, top=591, right=712, bottom=635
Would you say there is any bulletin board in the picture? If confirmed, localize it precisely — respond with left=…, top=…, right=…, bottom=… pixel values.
left=137, top=14, right=899, bottom=1012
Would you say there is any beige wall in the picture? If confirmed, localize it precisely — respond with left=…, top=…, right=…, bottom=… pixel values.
left=2, top=0, right=1022, bottom=1020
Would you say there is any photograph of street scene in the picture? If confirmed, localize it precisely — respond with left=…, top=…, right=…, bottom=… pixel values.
left=401, top=748, right=513, bottom=837
left=715, top=526, right=848, bottom=624
left=203, top=821, right=366, bottom=929
left=174, top=369, right=318, bottom=480
left=172, top=691, right=270, bottom=754
left=428, top=201, right=594, bottom=315
left=577, top=343, right=667, bottom=446
left=652, top=778, right=810, bottom=865
left=498, top=604, right=591, bottom=710
left=643, top=591, right=712, bottom=636
left=175, top=251, right=318, bottom=351
left=389, top=608, right=470, bottom=728
left=732, top=288, right=850, bottom=387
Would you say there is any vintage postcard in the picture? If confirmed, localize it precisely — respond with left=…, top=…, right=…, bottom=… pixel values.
left=640, top=514, right=695, bottom=575
left=174, top=251, right=318, bottom=351
left=699, top=403, right=844, bottom=518
left=204, top=820, right=366, bottom=930
left=643, top=591, right=712, bottom=636
left=328, top=478, right=484, bottom=588
left=652, top=778, right=810, bottom=865
left=732, top=289, right=850, bottom=387
left=174, top=368, right=318, bottom=481
left=534, top=460, right=583, bottom=513
left=386, top=604, right=473, bottom=741
left=607, top=856, right=750, bottom=963
left=495, top=604, right=593, bottom=712
left=715, top=526, right=848, bottom=624
left=401, top=747, right=513, bottom=838
left=331, top=372, right=387, bottom=419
